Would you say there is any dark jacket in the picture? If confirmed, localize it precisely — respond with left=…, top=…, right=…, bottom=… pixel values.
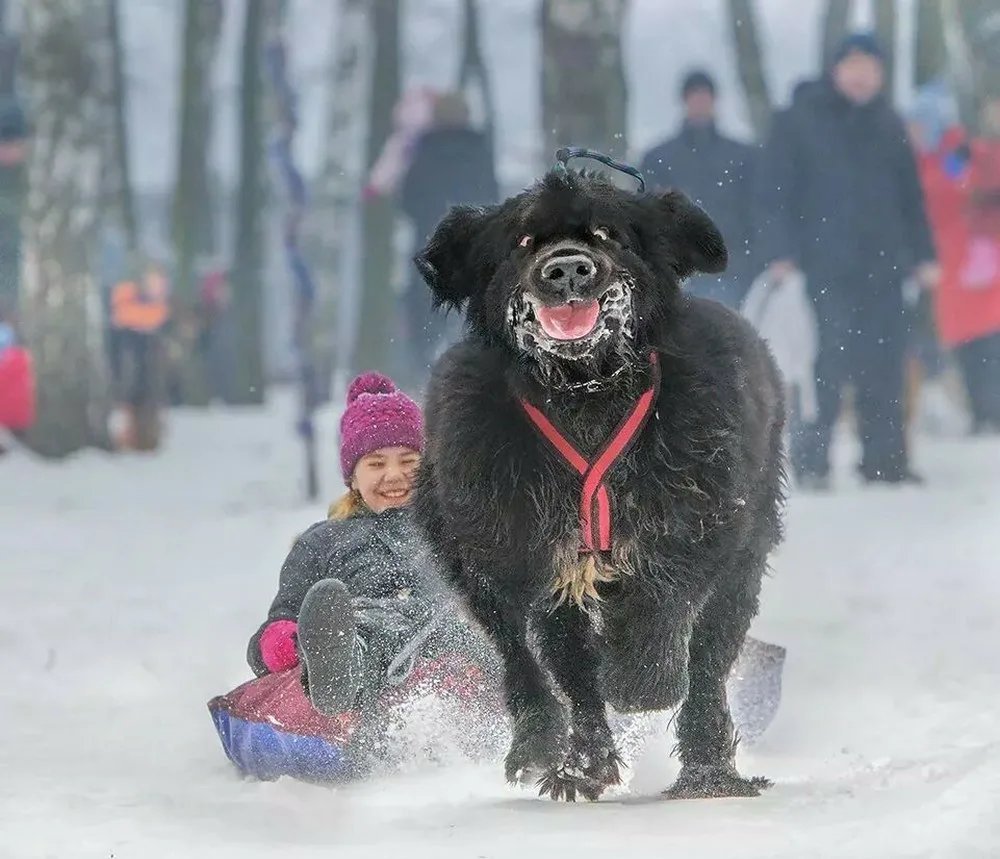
left=400, top=127, right=499, bottom=245
left=754, top=79, right=935, bottom=313
left=640, top=123, right=757, bottom=285
left=247, top=507, right=469, bottom=680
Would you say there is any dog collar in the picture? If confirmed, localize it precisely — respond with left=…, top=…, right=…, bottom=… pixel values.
left=519, top=352, right=661, bottom=554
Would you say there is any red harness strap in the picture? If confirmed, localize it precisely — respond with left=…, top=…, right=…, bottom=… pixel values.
left=519, top=353, right=661, bottom=553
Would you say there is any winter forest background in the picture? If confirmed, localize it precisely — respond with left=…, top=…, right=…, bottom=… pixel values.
left=13, top=0, right=999, bottom=465
left=121, top=0, right=894, bottom=379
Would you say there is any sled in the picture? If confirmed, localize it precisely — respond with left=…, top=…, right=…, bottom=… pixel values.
left=210, top=634, right=784, bottom=784
left=729, top=635, right=786, bottom=744
left=208, top=653, right=502, bottom=783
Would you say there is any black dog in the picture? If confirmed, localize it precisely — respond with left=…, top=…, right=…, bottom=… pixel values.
left=413, top=170, right=785, bottom=801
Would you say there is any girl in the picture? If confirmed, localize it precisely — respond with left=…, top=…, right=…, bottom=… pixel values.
left=247, top=372, right=483, bottom=717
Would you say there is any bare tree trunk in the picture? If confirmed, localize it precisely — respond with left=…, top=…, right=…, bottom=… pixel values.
left=822, top=0, right=852, bottom=68
left=0, top=0, right=16, bottom=94
left=959, top=1, right=1000, bottom=103
left=540, top=0, right=629, bottom=161
left=19, top=0, right=112, bottom=457
left=915, top=0, right=947, bottom=88
left=942, top=0, right=982, bottom=131
left=173, top=0, right=223, bottom=301
left=231, top=0, right=267, bottom=404
left=107, top=0, right=137, bottom=254
left=263, top=0, right=320, bottom=499
left=312, top=0, right=369, bottom=399
left=726, top=0, right=773, bottom=141
left=458, top=0, right=496, bottom=158
left=170, top=0, right=223, bottom=405
left=873, top=0, right=896, bottom=101
left=353, top=0, right=400, bottom=375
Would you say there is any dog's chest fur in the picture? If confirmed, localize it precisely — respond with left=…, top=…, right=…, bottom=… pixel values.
left=429, top=343, right=744, bottom=607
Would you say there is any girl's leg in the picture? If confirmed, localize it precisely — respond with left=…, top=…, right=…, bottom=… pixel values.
left=297, top=580, right=364, bottom=714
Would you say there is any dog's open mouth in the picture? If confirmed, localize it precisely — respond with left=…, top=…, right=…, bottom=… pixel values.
left=535, top=300, right=601, bottom=341
left=510, top=278, right=634, bottom=361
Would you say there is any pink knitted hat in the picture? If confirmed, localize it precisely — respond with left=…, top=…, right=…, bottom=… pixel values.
left=339, top=372, right=424, bottom=483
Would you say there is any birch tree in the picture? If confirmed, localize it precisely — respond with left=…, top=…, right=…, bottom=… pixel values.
left=19, top=0, right=112, bottom=457
left=312, top=0, right=369, bottom=397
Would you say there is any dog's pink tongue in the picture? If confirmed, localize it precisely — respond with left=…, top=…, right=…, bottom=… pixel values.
left=536, top=300, right=600, bottom=340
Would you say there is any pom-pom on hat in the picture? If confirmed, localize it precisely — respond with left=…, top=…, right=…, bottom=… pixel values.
left=339, top=372, right=424, bottom=484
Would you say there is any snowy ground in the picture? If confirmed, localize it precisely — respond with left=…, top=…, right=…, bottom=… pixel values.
left=2, top=391, right=999, bottom=859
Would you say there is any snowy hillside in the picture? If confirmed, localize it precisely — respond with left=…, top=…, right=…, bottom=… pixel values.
left=2, top=392, right=998, bottom=858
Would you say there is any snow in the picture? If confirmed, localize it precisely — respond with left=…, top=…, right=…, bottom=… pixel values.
left=2, top=391, right=999, bottom=858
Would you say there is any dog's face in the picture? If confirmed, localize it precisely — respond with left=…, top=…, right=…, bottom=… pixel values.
left=415, top=171, right=727, bottom=381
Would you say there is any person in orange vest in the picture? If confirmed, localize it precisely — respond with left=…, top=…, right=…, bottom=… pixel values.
left=108, top=260, right=171, bottom=450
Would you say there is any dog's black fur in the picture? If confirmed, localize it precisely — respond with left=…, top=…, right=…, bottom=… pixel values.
left=413, top=171, right=786, bottom=801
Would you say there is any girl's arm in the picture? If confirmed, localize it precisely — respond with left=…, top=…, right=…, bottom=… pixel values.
left=246, top=522, right=333, bottom=676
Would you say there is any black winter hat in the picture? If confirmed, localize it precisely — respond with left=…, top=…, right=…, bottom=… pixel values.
left=680, top=69, right=716, bottom=99
left=831, top=32, right=886, bottom=67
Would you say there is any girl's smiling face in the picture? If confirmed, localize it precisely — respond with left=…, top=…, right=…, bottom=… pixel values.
left=351, top=446, right=421, bottom=513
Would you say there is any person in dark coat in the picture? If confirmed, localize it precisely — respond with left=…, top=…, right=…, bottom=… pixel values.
left=247, top=372, right=488, bottom=716
left=755, top=34, right=939, bottom=487
left=399, top=93, right=498, bottom=386
left=640, top=70, right=757, bottom=306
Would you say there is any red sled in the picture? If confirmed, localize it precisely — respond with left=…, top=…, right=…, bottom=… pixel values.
left=0, top=345, right=36, bottom=431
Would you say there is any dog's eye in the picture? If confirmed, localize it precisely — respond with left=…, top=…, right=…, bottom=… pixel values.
left=592, top=227, right=610, bottom=241
left=517, top=235, right=533, bottom=249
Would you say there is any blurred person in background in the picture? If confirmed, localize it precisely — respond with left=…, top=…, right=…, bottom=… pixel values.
left=640, top=70, right=756, bottom=307
left=197, top=260, right=235, bottom=404
left=755, top=33, right=938, bottom=489
left=108, top=258, right=171, bottom=451
left=399, top=91, right=498, bottom=388
left=914, top=92, right=1000, bottom=435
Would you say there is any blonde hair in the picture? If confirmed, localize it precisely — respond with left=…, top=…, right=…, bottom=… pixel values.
left=327, top=488, right=364, bottom=521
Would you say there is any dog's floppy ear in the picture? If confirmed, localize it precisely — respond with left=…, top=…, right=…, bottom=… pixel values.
left=414, top=205, right=494, bottom=311
left=636, top=190, right=728, bottom=280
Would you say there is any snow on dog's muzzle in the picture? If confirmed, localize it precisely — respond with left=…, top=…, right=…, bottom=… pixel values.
left=509, top=276, right=636, bottom=363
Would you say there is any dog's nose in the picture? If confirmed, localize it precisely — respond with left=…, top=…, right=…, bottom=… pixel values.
left=539, top=253, right=597, bottom=298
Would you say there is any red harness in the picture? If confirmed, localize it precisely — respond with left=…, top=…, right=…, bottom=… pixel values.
left=519, top=353, right=661, bottom=554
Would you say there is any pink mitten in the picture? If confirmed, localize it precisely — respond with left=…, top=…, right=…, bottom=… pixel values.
left=258, top=620, right=299, bottom=673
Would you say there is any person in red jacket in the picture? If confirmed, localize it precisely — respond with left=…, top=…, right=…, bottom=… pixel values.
left=0, top=304, right=35, bottom=444
left=915, top=98, right=1000, bottom=433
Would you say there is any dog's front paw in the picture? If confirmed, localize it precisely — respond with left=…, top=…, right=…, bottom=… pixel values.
left=664, top=764, right=771, bottom=800
left=537, top=731, right=623, bottom=802
left=504, top=703, right=569, bottom=786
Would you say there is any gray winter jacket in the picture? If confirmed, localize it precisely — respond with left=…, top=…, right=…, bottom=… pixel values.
left=247, top=506, right=476, bottom=684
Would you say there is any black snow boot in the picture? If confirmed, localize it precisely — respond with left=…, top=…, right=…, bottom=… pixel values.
left=298, top=579, right=363, bottom=715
